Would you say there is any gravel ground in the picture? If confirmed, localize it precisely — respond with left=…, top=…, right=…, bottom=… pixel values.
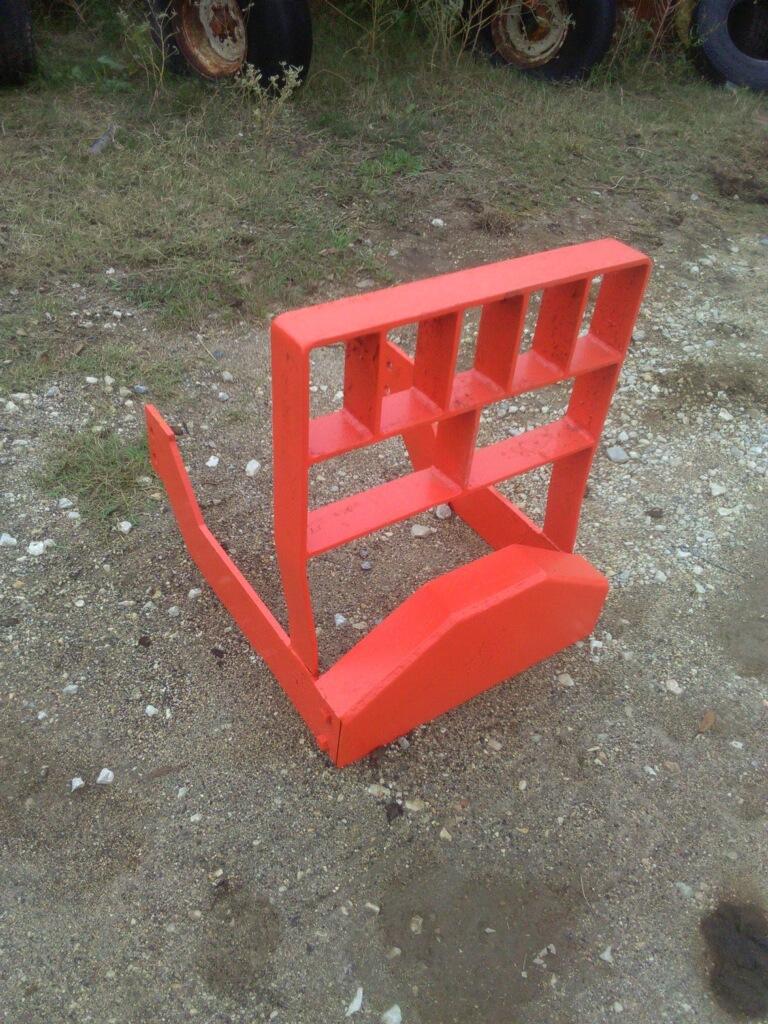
left=1, top=218, right=767, bottom=1024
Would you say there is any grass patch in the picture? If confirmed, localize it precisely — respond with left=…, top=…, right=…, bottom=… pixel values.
left=40, top=429, right=151, bottom=520
left=1, top=330, right=193, bottom=396
left=70, top=344, right=188, bottom=398
left=1, top=4, right=766, bottom=337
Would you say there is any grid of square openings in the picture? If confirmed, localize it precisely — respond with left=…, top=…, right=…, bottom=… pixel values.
left=303, top=272, right=629, bottom=558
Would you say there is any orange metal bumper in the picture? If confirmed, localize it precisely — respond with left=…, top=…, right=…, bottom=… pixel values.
left=146, top=238, right=651, bottom=765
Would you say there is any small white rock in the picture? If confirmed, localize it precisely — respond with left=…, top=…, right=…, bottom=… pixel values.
left=431, top=217, right=445, bottom=228
left=664, top=679, right=684, bottom=695
left=613, top=1002, right=624, bottom=1014
left=381, top=1006, right=402, bottom=1024
left=405, top=798, right=426, bottom=812
left=434, top=503, right=452, bottom=520
left=557, top=672, right=575, bottom=687
left=709, top=482, right=726, bottom=497
left=0, top=533, right=17, bottom=547
left=245, top=459, right=261, bottom=477
left=117, top=520, right=133, bottom=535
left=345, top=986, right=363, bottom=1017
left=27, top=540, right=54, bottom=556
left=145, top=704, right=160, bottom=717
left=85, top=376, right=99, bottom=385
left=439, top=827, right=452, bottom=841
left=221, top=370, right=234, bottom=383
left=410, top=523, right=434, bottom=538
left=217, top=391, right=230, bottom=402
left=167, top=605, right=180, bottom=618
left=606, top=445, right=630, bottom=464
left=334, top=613, right=348, bottom=627
left=190, top=812, right=202, bottom=823
left=188, top=588, right=202, bottom=600
left=718, top=409, right=733, bottom=422
left=206, top=455, right=219, bottom=468
left=518, top=779, right=527, bottom=791
left=96, top=768, right=114, bottom=785
left=367, top=783, right=390, bottom=798
left=57, top=497, right=74, bottom=509
left=177, top=786, right=188, bottom=799
left=70, top=776, right=85, bottom=792
left=62, top=683, right=79, bottom=695
left=600, top=946, right=614, bottom=964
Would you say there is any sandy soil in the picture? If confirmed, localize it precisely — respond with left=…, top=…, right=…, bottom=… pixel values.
left=1, top=184, right=767, bottom=1024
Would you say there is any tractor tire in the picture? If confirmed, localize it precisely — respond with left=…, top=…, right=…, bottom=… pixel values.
left=241, top=0, right=313, bottom=86
left=146, top=1, right=191, bottom=76
left=147, top=0, right=312, bottom=86
left=0, top=0, right=36, bottom=86
left=693, top=0, right=768, bottom=90
left=476, top=0, right=616, bottom=81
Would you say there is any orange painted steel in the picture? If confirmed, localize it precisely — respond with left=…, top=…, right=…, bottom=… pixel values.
left=145, top=238, right=651, bottom=765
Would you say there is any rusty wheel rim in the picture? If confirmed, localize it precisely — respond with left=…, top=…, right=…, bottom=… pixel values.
left=491, top=0, right=570, bottom=69
left=173, top=0, right=247, bottom=79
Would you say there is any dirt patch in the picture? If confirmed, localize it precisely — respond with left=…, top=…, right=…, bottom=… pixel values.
left=712, top=169, right=768, bottom=205
left=701, top=901, right=768, bottom=1019
left=718, top=563, right=768, bottom=680
left=650, top=361, right=768, bottom=418
left=197, top=885, right=281, bottom=1001
left=377, top=864, right=584, bottom=1024
left=0, top=720, right=146, bottom=895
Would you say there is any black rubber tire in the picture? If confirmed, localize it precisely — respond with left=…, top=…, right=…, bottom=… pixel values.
left=477, top=0, right=616, bottom=80
left=146, top=0, right=190, bottom=76
left=0, top=0, right=36, bottom=86
left=241, top=0, right=313, bottom=86
left=146, top=1, right=312, bottom=85
left=693, top=0, right=768, bottom=90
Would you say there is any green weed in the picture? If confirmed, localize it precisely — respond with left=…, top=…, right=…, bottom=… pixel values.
left=40, top=429, right=151, bottom=520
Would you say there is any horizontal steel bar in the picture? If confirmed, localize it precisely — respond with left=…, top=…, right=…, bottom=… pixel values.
left=306, top=419, right=593, bottom=557
left=274, top=239, right=647, bottom=349
left=308, top=333, right=617, bottom=464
